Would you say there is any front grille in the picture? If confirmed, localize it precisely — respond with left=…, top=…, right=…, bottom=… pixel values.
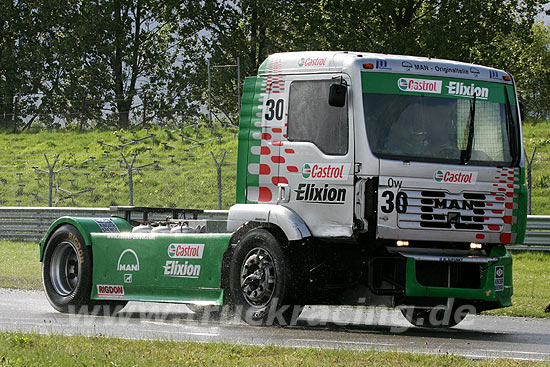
left=398, top=189, right=506, bottom=233
left=416, top=261, right=482, bottom=289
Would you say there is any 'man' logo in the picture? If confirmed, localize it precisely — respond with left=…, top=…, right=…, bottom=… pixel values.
left=433, top=199, right=475, bottom=210
left=117, top=249, right=140, bottom=272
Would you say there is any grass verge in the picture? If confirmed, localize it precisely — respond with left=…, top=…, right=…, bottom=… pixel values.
left=0, top=120, right=549, bottom=213
left=0, top=241, right=41, bottom=290
left=0, top=332, right=548, bottom=367
left=0, top=126, right=238, bottom=209
left=1, top=241, right=549, bottom=318
left=484, top=251, right=550, bottom=318
left=523, top=120, right=550, bottom=215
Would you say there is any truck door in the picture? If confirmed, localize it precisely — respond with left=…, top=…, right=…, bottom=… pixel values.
left=277, top=74, right=354, bottom=237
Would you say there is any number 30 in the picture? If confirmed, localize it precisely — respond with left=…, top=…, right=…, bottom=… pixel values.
left=265, top=99, right=284, bottom=120
left=381, top=191, right=408, bottom=214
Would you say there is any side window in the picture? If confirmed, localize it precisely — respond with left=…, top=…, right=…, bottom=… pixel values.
left=287, top=80, right=349, bottom=155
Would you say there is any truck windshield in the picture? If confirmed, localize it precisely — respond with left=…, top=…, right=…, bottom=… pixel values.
left=362, top=73, right=520, bottom=166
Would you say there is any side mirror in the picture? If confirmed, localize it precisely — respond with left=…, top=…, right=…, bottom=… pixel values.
left=329, top=84, right=347, bottom=107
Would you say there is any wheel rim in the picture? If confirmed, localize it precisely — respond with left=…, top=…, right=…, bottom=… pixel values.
left=240, top=247, right=276, bottom=307
left=49, top=241, right=79, bottom=296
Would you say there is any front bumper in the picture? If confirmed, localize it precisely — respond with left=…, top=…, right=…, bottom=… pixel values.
left=403, top=246, right=513, bottom=308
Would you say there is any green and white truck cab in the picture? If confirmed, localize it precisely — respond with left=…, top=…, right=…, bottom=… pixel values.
left=40, top=51, right=527, bottom=328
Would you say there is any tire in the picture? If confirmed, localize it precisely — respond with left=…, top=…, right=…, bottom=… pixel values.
left=229, top=228, right=303, bottom=326
left=400, top=301, right=473, bottom=328
left=42, top=224, right=126, bottom=314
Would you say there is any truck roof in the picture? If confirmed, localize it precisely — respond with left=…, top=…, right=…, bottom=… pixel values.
left=258, top=51, right=513, bottom=84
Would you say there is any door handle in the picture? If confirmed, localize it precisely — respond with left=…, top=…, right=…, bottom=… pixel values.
left=277, top=183, right=290, bottom=203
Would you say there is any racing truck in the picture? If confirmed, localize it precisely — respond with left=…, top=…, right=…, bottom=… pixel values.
left=39, top=51, right=527, bottom=328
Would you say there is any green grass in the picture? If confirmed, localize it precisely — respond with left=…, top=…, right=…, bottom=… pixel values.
left=2, top=241, right=549, bottom=319
left=0, top=125, right=238, bottom=210
left=484, top=251, right=550, bottom=318
left=0, top=241, right=42, bottom=290
left=522, top=119, right=550, bottom=214
left=0, top=119, right=549, bottom=213
left=1, top=332, right=548, bottom=367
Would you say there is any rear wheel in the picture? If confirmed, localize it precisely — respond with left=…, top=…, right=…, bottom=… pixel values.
left=229, top=228, right=303, bottom=326
left=42, top=224, right=126, bottom=314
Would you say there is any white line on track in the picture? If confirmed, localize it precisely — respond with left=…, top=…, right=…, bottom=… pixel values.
left=479, top=349, right=550, bottom=356
left=288, top=338, right=395, bottom=347
left=453, top=354, right=548, bottom=362
left=136, top=329, right=219, bottom=337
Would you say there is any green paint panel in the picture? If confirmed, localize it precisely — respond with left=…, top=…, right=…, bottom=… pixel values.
left=513, top=167, right=528, bottom=244
left=235, top=75, right=266, bottom=204
left=246, top=80, right=266, bottom=201
left=404, top=248, right=513, bottom=307
left=258, top=57, right=269, bottom=74
left=361, top=72, right=516, bottom=105
left=89, top=233, right=231, bottom=305
left=236, top=76, right=258, bottom=204
left=39, top=216, right=133, bottom=261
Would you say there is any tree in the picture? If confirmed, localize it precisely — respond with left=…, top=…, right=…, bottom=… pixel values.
left=63, top=0, right=186, bottom=128
left=187, top=0, right=548, bottom=124
left=507, top=23, right=550, bottom=119
left=168, top=1, right=302, bottom=125
left=2, top=0, right=549, bottom=130
left=287, top=0, right=548, bottom=61
left=0, top=0, right=66, bottom=131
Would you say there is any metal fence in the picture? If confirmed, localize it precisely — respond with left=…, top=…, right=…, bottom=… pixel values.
left=0, top=206, right=229, bottom=242
left=508, top=215, right=550, bottom=251
left=0, top=127, right=237, bottom=210
left=1, top=208, right=549, bottom=251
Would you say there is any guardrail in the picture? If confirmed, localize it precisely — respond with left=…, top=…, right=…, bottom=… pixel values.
left=0, top=207, right=229, bottom=242
left=506, top=215, right=550, bottom=252
left=1, top=208, right=549, bottom=250
left=524, top=215, right=550, bottom=245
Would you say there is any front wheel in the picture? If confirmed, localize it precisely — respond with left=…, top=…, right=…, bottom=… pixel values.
left=229, top=229, right=303, bottom=326
left=42, top=224, right=126, bottom=314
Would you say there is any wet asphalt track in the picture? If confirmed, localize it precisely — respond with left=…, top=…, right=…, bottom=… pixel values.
left=1, top=288, right=549, bottom=361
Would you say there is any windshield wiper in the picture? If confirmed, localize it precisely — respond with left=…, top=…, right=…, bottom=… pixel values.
left=504, top=86, right=519, bottom=166
left=460, top=93, right=476, bottom=165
